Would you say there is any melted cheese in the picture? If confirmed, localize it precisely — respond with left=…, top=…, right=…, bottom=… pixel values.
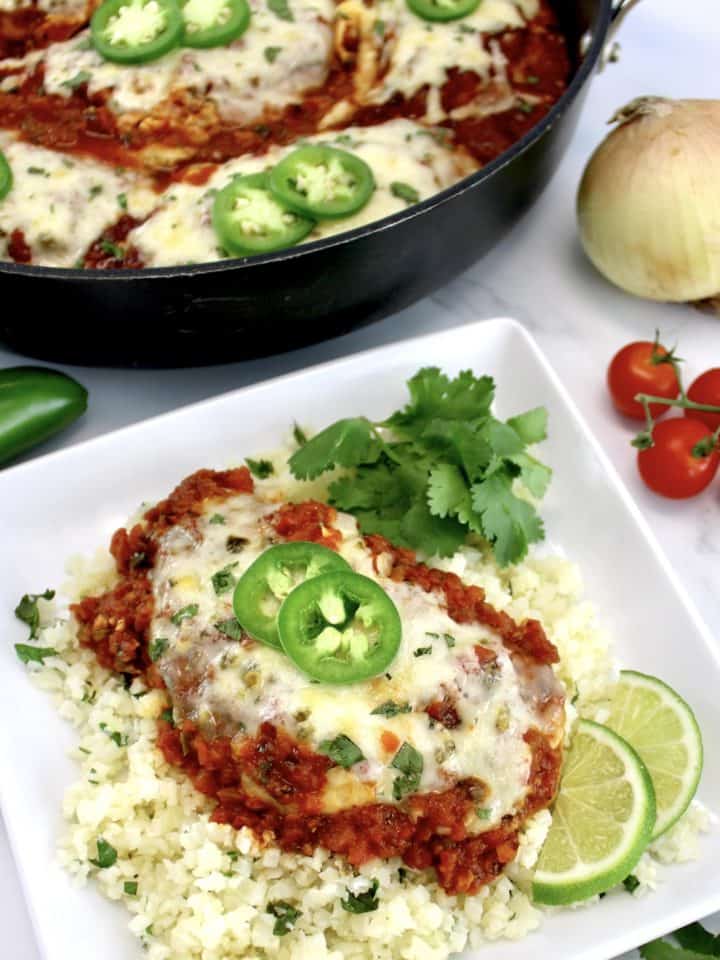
left=129, top=119, right=477, bottom=267
left=41, top=0, right=333, bottom=120
left=149, top=487, right=564, bottom=825
left=365, top=0, right=536, bottom=112
left=0, top=134, right=156, bottom=267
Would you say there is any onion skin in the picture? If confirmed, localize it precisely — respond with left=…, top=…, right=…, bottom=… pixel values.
left=577, top=97, right=720, bottom=304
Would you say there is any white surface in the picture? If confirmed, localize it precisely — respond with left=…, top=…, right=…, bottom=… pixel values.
left=1, top=0, right=719, bottom=955
left=0, top=318, right=719, bottom=960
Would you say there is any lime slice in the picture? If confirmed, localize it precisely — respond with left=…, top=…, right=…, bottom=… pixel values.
left=532, top=719, right=656, bottom=905
left=603, top=670, right=703, bottom=840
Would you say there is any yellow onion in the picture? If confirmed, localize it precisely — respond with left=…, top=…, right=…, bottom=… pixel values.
left=577, top=97, right=720, bottom=307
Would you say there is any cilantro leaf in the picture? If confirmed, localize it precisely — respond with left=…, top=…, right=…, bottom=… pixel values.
left=245, top=457, right=274, bottom=479
left=211, top=562, right=238, bottom=595
left=293, top=422, right=308, bottom=446
left=318, top=734, right=364, bottom=767
left=15, top=643, right=57, bottom=665
left=507, top=406, right=548, bottom=444
left=90, top=838, right=117, bottom=869
left=622, top=874, right=640, bottom=893
left=267, top=0, right=294, bottom=20
left=427, top=463, right=470, bottom=519
left=288, top=368, right=550, bottom=565
left=510, top=452, right=552, bottom=499
left=341, top=878, right=380, bottom=914
left=399, top=499, right=466, bottom=558
left=171, top=604, right=198, bottom=626
left=640, top=941, right=711, bottom=960
left=385, top=368, right=494, bottom=435
left=674, top=924, right=720, bottom=956
left=149, top=637, right=169, bottom=662
left=14, top=589, right=55, bottom=639
left=371, top=701, right=411, bottom=717
left=289, top=418, right=379, bottom=479
left=267, top=900, right=302, bottom=935
left=391, top=742, right=423, bottom=800
left=216, top=618, right=243, bottom=640
left=471, top=472, right=544, bottom=567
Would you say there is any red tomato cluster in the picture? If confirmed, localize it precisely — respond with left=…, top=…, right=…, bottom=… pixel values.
left=607, top=339, right=720, bottom=499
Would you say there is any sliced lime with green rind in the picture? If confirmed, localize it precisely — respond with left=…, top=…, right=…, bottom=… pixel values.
left=603, top=670, right=703, bottom=840
left=532, top=719, right=656, bottom=905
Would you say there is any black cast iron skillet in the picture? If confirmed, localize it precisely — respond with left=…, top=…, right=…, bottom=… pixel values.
left=0, top=0, right=636, bottom=366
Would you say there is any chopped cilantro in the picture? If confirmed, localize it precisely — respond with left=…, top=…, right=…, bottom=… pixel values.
left=100, top=239, right=123, bottom=259
left=61, top=70, right=91, bottom=90
left=27, top=166, right=49, bottom=176
left=371, top=701, right=411, bottom=717
left=90, top=838, right=117, bottom=869
left=288, top=368, right=550, bottom=566
left=14, top=588, right=54, bottom=639
left=245, top=457, right=274, bottom=479
left=475, top=806, right=491, bottom=819
left=171, top=604, right=198, bottom=626
left=209, top=513, right=225, bottom=524
left=211, top=562, right=238, bottom=595
left=341, top=878, right=379, bottom=914
left=413, top=646, right=432, bottom=657
left=390, top=181, right=420, bottom=204
left=373, top=18, right=385, bottom=35
left=293, top=422, right=308, bottom=446
left=117, top=192, right=128, bottom=210
left=149, top=637, right=169, bottom=662
left=623, top=874, right=640, bottom=893
left=15, top=644, right=57, bottom=665
left=525, top=74, right=540, bottom=84
left=517, top=99, right=534, bottom=115
left=89, top=184, right=103, bottom=198
left=264, top=45, right=282, bottom=63
left=267, top=900, right=302, bottom=935
left=216, top=618, right=243, bottom=640
left=391, top=742, right=423, bottom=800
left=99, top=723, right=129, bottom=747
left=124, top=881, right=138, bottom=896
left=267, top=0, right=293, bottom=20
left=226, top=535, right=248, bottom=553
left=673, top=922, right=720, bottom=955
left=160, top=708, right=174, bottom=725
left=318, top=734, right=364, bottom=768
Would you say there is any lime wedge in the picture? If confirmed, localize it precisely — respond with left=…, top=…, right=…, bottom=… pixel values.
left=532, top=719, right=656, bottom=905
left=603, top=670, right=703, bottom=840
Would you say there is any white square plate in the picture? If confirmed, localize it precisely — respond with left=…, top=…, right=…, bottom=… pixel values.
left=0, top=317, right=718, bottom=960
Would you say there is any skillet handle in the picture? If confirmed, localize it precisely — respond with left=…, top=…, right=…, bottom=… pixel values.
left=596, top=0, right=644, bottom=70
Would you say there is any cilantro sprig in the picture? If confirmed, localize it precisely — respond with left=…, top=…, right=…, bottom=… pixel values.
left=641, top=921, right=720, bottom=958
left=288, top=368, right=551, bottom=565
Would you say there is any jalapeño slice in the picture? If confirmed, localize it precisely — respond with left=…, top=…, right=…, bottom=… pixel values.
left=277, top=570, right=401, bottom=684
left=406, top=0, right=481, bottom=22
left=233, top=542, right=350, bottom=649
left=212, top=171, right=315, bottom=256
left=269, top=145, right=375, bottom=219
left=0, top=151, right=12, bottom=202
left=182, top=0, right=250, bottom=48
left=91, top=0, right=184, bottom=64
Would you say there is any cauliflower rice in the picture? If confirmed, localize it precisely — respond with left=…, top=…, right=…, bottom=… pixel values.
left=24, top=468, right=711, bottom=960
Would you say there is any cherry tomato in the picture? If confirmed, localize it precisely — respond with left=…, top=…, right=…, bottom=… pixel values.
left=684, top=368, right=720, bottom=432
left=607, top=341, right=680, bottom=420
left=637, top=418, right=719, bottom=499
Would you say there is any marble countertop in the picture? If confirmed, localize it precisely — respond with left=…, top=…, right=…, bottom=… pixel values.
left=1, top=0, right=718, bottom=956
